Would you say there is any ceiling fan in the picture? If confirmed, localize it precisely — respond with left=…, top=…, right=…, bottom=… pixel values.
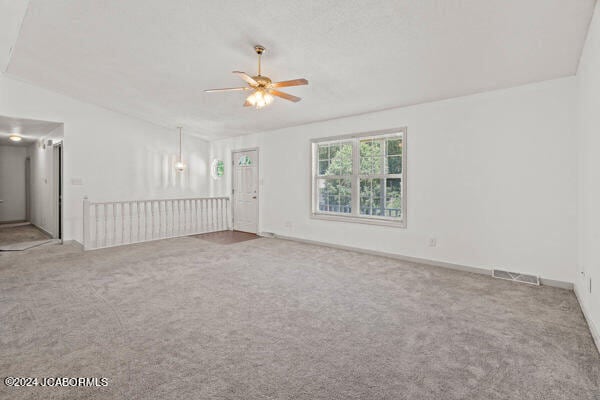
left=205, top=45, right=308, bottom=109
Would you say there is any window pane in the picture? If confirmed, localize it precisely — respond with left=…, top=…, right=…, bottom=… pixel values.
left=359, top=140, right=372, bottom=158
left=360, top=139, right=384, bottom=174
left=360, top=178, right=383, bottom=215
left=385, top=155, right=402, bottom=174
left=360, top=156, right=372, bottom=174
left=330, top=144, right=340, bottom=157
left=318, top=145, right=329, bottom=160
left=318, top=160, right=329, bottom=175
left=318, top=142, right=352, bottom=176
left=318, top=179, right=351, bottom=214
left=314, top=133, right=405, bottom=221
left=372, top=197, right=383, bottom=216
left=386, top=138, right=402, bottom=155
left=340, top=196, right=352, bottom=213
left=372, top=155, right=383, bottom=174
left=385, top=178, right=402, bottom=218
left=327, top=142, right=352, bottom=175
left=317, top=179, right=328, bottom=211
left=370, top=140, right=383, bottom=156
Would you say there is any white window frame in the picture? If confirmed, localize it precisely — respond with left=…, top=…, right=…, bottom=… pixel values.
left=310, top=127, right=407, bottom=228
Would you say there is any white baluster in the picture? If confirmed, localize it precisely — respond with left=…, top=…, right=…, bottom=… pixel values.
left=225, top=198, right=229, bottom=230
left=111, top=203, right=116, bottom=246
left=194, top=199, right=200, bottom=233
left=158, top=201, right=162, bottom=239
left=210, top=199, right=219, bottom=232
left=202, top=199, right=207, bottom=233
left=214, top=198, right=218, bottom=231
left=182, top=199, right=186, bottom=235
left=95, top=204, right=99, bottom=249
left=220, top=198, right=224, bottom=230
left=181, top=199, right=185, bottom=235
left=186, top=199, right=190, bottom=235
left=148, top=201, right=154, bottom=240
left=144, top=201, right=148, bottom=241
left=219, top=199, right=223, bottom=231
left=127, top=202, right=130, bottom=243
left=83, top=197, right=90, bottom=250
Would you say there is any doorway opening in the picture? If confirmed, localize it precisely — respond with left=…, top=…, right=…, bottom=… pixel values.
left=0, top=115, right=64, bottom=251
left=231, top=148, right=259, bottom=234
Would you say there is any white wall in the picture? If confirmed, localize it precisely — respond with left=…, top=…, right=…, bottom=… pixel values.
left=211, top=77, right=577, bottom=283
left=0, top=145, right=27, bottom=222
left=0, top=75, right=210, bottom=242
left=576, top=1, right=600, bottom=347
left=27, top=125, right=63, bottom=236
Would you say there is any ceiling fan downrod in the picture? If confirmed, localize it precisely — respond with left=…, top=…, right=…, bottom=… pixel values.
left=255, top=45, right=265, bottom=76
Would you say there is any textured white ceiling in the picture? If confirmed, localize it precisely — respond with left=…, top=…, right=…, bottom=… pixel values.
left=4, top=0, right=596, bottom=139
left=0, top=0, right=28, bottom=72
left=0, top=115, right=62, bottom=146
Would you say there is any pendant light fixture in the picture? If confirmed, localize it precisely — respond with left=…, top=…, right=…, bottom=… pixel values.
left=175, top=126, right=186, bottom=172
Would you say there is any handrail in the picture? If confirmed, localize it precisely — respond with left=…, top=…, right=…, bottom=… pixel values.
left=83, top=196, right=230, bottom=250
left=88, top=196, right=230, bottom=205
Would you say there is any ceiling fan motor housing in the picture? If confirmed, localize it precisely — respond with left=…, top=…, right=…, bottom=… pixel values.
left=252, top=75, right=272, bottom=87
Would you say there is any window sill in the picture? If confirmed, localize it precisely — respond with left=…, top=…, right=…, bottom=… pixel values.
left=310, top=213, right=406, bottom=228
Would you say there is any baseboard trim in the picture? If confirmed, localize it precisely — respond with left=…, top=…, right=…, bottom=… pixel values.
left=262, top=232, right=573, bottom=290
left=31, top=223, right=54, bottom=239
left=63, top=240, right=84, bottom=250
left=0, top=221, right=29, bottom=228
left=539, top=277, right=574, bottom=290
left=0, top=219, right=27, bottom=225
left=574, top=284, right=600, bottom=355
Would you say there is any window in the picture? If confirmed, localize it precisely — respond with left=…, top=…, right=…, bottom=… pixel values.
left=311, top=128, right=406, bottom=227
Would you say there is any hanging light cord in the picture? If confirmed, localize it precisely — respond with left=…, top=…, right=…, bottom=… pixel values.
left=178, top=127, right=182, bottom=161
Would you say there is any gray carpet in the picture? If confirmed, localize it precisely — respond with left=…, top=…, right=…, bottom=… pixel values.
left=0, top=223, right=51, bottom=247
left=0, top=237, right=598, bottom=399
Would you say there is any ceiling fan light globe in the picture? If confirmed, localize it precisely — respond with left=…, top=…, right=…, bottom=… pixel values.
left=175, top=161, right=186, bottom=172
left=264, top=93, right=274, bottom=104
left=247, top=89, right=273, bottom=109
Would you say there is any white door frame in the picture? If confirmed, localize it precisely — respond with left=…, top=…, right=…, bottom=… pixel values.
left=53, top=142, right=63, bottom=240
left=231, top=147, right=259, bottom=233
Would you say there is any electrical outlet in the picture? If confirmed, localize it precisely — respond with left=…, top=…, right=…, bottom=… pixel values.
left=284, top=221, right=292, bottom=229
left=428, top=238, right=437, bottom=247
left=590, top=277, right=592, bottom=294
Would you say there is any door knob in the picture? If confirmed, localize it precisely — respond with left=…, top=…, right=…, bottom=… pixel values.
left=252, top=196, right=257, bottom=199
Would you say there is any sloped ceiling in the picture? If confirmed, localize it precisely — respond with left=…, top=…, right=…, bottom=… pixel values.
left=4, top=0, right=596, bottom=139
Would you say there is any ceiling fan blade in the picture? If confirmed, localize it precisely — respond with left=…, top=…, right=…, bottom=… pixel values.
left=269, top=89, right=301, bottom=103
left=233, top=71, right=258, bottom=86
left=205, top=87, right=250, bottom=93
left=270, top=78, right=308, bottom=88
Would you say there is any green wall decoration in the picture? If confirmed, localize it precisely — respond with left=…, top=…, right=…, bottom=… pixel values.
left=211, top=159, right=225, bottom=179
left=238, top=155, right=252, bottom=166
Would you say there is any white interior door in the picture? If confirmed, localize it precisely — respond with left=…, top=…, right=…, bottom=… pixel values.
left=232, top=149, right=258, bottom=233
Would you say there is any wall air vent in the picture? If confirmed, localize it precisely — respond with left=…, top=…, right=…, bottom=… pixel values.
left=492, top=269, right=540, bottom=286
